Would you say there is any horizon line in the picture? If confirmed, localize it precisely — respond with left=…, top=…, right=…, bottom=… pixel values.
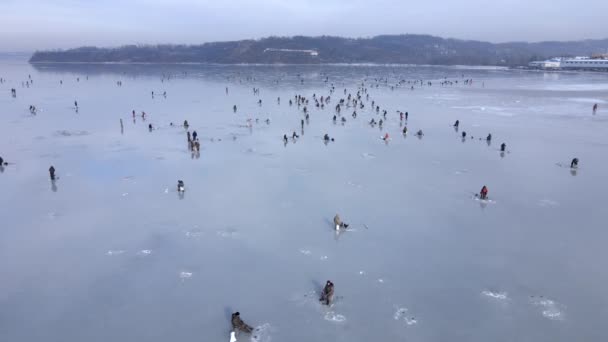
left=12, top=33, right=608, bottom=54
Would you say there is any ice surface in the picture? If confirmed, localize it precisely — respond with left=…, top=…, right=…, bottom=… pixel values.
left=179, top=271, right=193, bottom=280
left=531, top=296, right=565, bottom=321
left=1, top=61, right=607, bottom=342
left=250, top=323, right=273, bottom=342
left=324, top=311, right=347, bottom=323
left=394, top=307, right=418, bottom=325
left=482, top=290, right=508, bottom=300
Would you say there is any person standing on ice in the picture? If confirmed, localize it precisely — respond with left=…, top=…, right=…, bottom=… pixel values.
left=177, top=180, right=185, bottom=192
left=49, top=166, right=56, bottom=181
left=319, top=280, right=335, bottom=305
left=593, top=103, right=598, bottom=114
left=480, top=186, right=488, bottom=200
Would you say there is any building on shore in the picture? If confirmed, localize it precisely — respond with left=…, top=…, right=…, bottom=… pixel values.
left=529, top=55, right=608, bottom=70
left=528, top=58, right=561, bottom=69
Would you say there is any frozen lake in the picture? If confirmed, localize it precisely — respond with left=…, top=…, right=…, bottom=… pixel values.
left=1, top=61, right=607, bottom=342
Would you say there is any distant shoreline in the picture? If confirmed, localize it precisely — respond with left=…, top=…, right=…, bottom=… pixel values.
left=28, top=61, right=510, bottom=69
left=28, top=34, right=608, bottom=67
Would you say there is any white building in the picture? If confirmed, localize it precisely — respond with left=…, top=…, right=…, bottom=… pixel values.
left=263, top=48, right=319, bottom=56
left=560, top=56, right=608, bottom=70
left=528, top=58, right=561, bottom=69
left=529, top=56, right=608, bottom=70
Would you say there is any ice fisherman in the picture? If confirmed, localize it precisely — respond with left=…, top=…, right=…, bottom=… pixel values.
left=319, top=280, right=335, bottom=305
left=231, top=312, right=253, bottom=334
left=333, top=214, right=349, bottom=230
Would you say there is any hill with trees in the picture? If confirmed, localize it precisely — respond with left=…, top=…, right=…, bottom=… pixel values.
left=29, top=35, right=608, bottom=66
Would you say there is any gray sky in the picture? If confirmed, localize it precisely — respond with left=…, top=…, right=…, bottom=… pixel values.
left=1, top=0, right=607, bottom=52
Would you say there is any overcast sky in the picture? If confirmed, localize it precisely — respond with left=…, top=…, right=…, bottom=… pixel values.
left=1, top=0, right=607, bottom=51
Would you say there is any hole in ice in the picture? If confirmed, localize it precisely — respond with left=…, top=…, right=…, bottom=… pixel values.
left=179, top=271, right=193, bottom=279
left=324, top=311, right=346, bottom=323
left=482, top=290, right=508, bottom=300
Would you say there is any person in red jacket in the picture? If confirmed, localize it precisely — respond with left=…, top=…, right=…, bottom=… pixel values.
left=480, top=186, right=488, bottom=200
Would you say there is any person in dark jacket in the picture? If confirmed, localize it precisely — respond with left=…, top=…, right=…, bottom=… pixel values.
left=49, top=166, right=56, bottom=181
left=231, top=312, right=253, bottom=334
left=319, top=280, right=335, bottom=305
left=571, top=158, right=579, bottom=169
